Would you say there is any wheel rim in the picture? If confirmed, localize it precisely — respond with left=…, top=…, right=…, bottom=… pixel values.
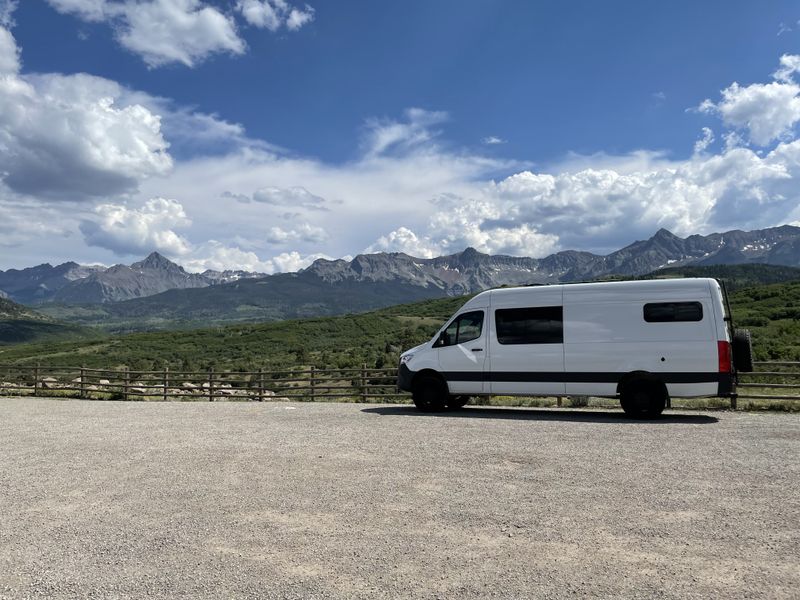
left=416, top=380, right=443, bottom=408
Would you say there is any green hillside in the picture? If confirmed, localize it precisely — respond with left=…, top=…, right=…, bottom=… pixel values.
left=0, top=297, right=98, bottom=346
left=732, top=281, right=800, bottom=360
left=645, top=263, right=800, bottom=291
left=0, top=294, right=468, bottom=370
left=1, top=280, right=798, bottom=369
left=0, top=297, right=46, bottom=320
left=37, top=274, right=446, bottom=333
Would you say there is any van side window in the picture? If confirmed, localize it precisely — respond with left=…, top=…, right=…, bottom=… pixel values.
left=438, top=311, right=484, bottom=347
left=495, top=306, right=563, bottom=344
left=643, top=302, right=703, bottom=323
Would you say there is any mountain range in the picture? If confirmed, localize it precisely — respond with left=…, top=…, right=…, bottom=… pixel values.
left=0, top=252, right=265, bottom=304
left=3, top=224, right=800, bottom=332
left=4, top=224, right=800, bottom=307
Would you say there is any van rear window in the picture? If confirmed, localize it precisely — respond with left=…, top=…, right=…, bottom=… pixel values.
left=496, top=306, right=563, bottom=344
left=643, top=302, right=703, bottom=323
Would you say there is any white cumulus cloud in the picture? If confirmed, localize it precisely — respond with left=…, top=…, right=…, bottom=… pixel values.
left=270, top=250, right=328, bottom=272
left=46, top=0, right=107, bottom=21
left=0, top=22, right=17, bottom=73
left=0, top=51, right=173, bottom=198
left=286, top=5, right=314, bottom=30
left=364, top=227, right=440, bottom=258
left=236, top=0, right=314, bottom=32
left=266, top=222, right=327, bottom=244
left=0, top=25, right=264, bottom=200
left=182, top=240, right=273, bottom=272
left=693, top=127, right=715, bottom=155
left=47, top=0, right=314, bottom=67
left=0, top=0, right=17, bottom=27
left=774, top=53, right=800, bottom=83
left=80, top=197, right=192, bottom=256
left=699, top=55, right=800, bottom=146
left=180, top=244, right=329, bottom=274
left=426, top=195, right=560, bottom=257
left=47, top=0, right=246, bottom=67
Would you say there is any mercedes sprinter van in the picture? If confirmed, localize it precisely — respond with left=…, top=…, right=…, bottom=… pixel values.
left=397, top=278, right=753, bottom=418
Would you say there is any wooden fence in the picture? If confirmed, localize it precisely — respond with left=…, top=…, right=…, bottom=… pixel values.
left=0, top=362, right=798, bottom=407
left=734, top=361, right=800, bottom=407
left=0, top=364, right=403, bottom=402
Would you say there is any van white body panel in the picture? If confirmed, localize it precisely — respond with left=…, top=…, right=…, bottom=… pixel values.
left=398, top=278, right=732, bottom=401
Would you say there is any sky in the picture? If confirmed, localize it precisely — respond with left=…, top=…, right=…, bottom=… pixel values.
left=2, top=1, right=800, bottom=272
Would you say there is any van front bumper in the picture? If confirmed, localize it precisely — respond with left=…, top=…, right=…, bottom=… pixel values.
left=397, top=363, right=415, bottom=392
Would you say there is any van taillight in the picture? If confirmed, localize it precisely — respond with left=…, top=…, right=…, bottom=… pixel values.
left=718, top=340, right=732, bottom=373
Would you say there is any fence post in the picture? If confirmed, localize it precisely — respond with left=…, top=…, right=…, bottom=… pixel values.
left=361, top=363, right=368, bottom=403
left=80, top=365, right=86, bottom=399
left=556, top=396, right=562, bottom=408
left=163, top=366, right=169, bottom=402
left=258, top=367, right=264, bottom=402
left=34, top=363, right=40, bottom=396
left=730, top=392, right=738, bottom=410
left=208, top=367, right=214, bottom=402
left=123, top=367, right=129, bottom=401
left=310, top=366, right=316, bottom=402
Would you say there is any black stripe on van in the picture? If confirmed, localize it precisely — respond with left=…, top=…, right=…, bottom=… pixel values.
left=441, top=371, right=726, bottom=384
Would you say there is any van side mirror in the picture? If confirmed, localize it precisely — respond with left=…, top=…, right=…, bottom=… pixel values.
left=433, top=331, right=447, bottom=348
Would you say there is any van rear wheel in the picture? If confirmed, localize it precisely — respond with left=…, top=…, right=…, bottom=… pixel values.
left=412, top=375, right=448, bottom=412
left=620, top=381, right=666, bottom=419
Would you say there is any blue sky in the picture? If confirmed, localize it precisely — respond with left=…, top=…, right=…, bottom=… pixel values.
left=2, top=0, right=800, bottom=271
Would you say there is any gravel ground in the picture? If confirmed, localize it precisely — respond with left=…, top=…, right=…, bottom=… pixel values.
left=0, top=398, right=798, bottom=599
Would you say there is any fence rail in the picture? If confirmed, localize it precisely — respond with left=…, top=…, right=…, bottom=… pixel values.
left=0, top=361, right=798, bottom=408
left=734, top=361, right=800, bottom=407
left=0, top=363, right=404, bottom=403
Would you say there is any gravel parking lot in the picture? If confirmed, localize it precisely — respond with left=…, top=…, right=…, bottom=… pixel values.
left=0, top=398, right=798, bottom=599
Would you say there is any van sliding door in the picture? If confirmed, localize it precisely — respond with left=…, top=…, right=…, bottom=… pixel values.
left=489, top=290, right=566, bottom=396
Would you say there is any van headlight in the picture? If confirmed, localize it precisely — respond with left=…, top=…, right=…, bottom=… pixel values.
left=400, top=353, right=414, bottom=365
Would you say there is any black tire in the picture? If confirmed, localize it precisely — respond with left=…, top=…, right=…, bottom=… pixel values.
left=446, top=395, right=470, bottom=409
left=412, top=374, right=448, bottom=412
left=732, top=328, right=754, bottom=373
left=620, top=380, right=666, bottom=419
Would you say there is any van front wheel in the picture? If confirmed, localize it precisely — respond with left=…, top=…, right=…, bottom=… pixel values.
left=620, top=381, right=666, bottom=419
left=412, top=375, right=448, bottom=412
left=446, top=395, right=469, bottom=409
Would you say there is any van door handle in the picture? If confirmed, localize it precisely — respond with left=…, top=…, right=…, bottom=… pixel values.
left=472, top=348, right=484, bottom=352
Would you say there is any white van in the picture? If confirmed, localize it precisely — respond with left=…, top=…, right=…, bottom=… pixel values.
left=397, top=278, right=753, bottom=418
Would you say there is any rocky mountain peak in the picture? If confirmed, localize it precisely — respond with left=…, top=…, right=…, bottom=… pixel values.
left=653, top=228, right=678, bottom=240
left=131, top=252, right=183, bottom=272
left=453, top=247, right=487, bottom=266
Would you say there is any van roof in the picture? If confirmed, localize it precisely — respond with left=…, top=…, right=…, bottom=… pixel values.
left=461, top=277, right=718, bottom=309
